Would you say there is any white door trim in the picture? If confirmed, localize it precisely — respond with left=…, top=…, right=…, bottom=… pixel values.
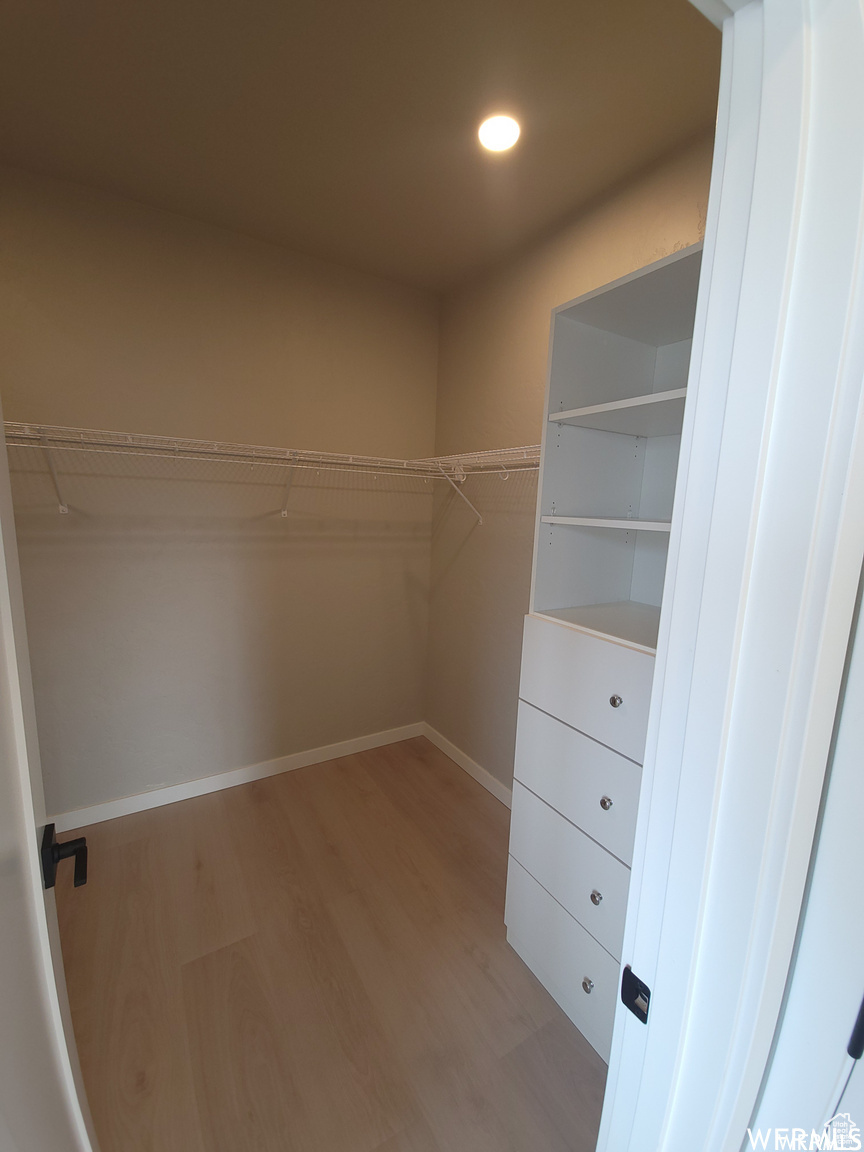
left=599, top=0, right=864, bottom=1147
left=750, top=568, right=864, bottom=1132
left=688, top=0, right=752, bottom=30
left=0, top=393, right=97, bottom=1149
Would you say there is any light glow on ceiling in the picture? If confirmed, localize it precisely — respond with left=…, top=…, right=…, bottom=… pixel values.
left=478, top=115, right=520, bottom=152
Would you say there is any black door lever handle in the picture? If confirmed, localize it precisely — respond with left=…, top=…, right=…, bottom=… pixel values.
left=848, top=991, right=864, bottom=1060
left=41, top=823, right=88, bottom=888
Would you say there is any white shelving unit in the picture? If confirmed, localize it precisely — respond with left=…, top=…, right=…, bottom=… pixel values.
left=4, top=423, right=541, bottom=524
left=532, top=246, right=701, bottom=655
left=505, top=244, right=702, bottom=1062
left=4, top=423, right=540, bottom=481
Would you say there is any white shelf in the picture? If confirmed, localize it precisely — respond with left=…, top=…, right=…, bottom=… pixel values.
left=536, top=601, right=662, bottom=653
left=549, top=388, right=686, bottom=437
left=4, top=422, right=541, bottom=481
left=541, top=516, right=671, bottom=532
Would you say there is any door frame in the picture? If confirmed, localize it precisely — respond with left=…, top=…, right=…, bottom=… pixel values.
left=599, top=1, right=864, bottom=1147
left=750, top=565, right=864, bottom=1131
left=0, top=399, right=97, bottom=1150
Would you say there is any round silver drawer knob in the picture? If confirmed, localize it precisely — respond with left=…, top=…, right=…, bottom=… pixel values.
left=582, top=977, right=595, bottom=994
left=609, top=694, right=623, bottom=708
left=600, top=795, right=613, bottom=811
left=590, top=889, right=603, bottom=906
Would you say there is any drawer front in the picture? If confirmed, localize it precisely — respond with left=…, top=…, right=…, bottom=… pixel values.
left=509, top=782, right=630, bottom=960
left=514, top=700, right=641, bottom=865
left=505, top=856, right=618, bottom=1062
left=519, top=613, right=654, bottom=762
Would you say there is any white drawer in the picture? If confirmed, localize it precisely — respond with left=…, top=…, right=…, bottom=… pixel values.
left=505, top=856, right=618, bottom=1062
left=514, top=700, right=641, bottom=865
left=519, top=613, right=654, bottom=762
left=509, top=782, right=630, bottom=960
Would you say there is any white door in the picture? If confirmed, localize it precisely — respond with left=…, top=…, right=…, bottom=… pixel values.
left=750, top=574, right=864, bottom=1137
left=598, top=0, right=864, bottom=1147
left=0, top=402, right=96, bottom=1150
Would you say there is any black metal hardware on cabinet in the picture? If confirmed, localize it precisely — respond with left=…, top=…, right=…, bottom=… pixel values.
left=41, top=823, right=88, bottom=889
left=621, top=965, right=651, bottom=1024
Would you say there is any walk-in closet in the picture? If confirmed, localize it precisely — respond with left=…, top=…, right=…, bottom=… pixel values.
left=0, top=1, right=724, bottom=1150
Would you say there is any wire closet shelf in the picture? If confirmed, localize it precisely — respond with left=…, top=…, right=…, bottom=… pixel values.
left=4, top=423, right=540, bottom=481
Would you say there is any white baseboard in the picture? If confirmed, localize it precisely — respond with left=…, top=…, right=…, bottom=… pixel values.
left=421, top=724, right=513, bottom=809
left=51, top=722, right=425, bottom=832
left=51, top=720, right=511, bottom=831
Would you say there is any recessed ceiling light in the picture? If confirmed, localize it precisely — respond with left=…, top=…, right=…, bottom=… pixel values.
left=478, top=115, right=520, bottom=152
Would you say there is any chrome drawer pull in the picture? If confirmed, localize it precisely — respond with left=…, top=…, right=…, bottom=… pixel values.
left=609, top=695, right=623, bottom=708
left=600, top=795, right=613, bottom=811
left=582, top=977, right=594, bottom=994
left=590, top=889, right=603, bottom=906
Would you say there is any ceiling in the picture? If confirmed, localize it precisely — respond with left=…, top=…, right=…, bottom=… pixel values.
left=0, top=0, right=720, bottom=292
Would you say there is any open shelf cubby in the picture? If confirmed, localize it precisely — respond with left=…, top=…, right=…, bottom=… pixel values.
left=532, top=246, right=701, bottom=651
left=533, top=520, right=672, bottom=652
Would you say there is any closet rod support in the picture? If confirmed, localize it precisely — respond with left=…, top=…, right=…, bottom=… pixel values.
left=437, top=465, right=482, bottom=525
left=40, top=439, right=68, bottom=514
left=280, top=465, right=295, bottom=517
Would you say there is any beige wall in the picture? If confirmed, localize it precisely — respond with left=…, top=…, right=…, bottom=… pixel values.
left=426, top=135, right=714, bottom=789
left=0, top=168, right=437, bottom=457
left=0, top=169, right=438, bottom=815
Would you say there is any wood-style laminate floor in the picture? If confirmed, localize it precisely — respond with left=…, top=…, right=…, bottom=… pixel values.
left=56, top=737, right=606, bottom=1152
